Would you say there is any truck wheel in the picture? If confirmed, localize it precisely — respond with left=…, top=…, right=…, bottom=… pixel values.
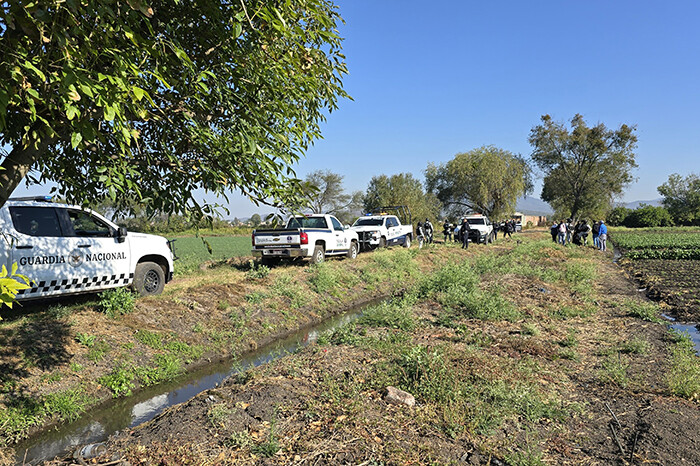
left=311, top=245, right=325, bottom=264
left=346, top=241, right=358, bottom=259
left=133, top=261, right=165, bottom=296
left=379, top=237, right=387, bottom=248
left=403, top=235, right=411, bottom=248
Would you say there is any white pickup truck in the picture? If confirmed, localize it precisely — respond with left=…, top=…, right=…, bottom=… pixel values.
left=251, top=214, right=359, bottom=264
left=0, top=197, right=175, bottom=300
left=351, top=214, right=413, bottom=250
left=455, top=214, right=495, bottom=245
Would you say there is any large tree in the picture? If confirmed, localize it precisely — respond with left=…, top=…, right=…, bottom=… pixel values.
left=363, top=173, right=441, bottom=225
left=304, top=169, right=362, bottom=223
left=0, top=0, right=348, bottom=219
left=658, top=173, right=700, bottom=225
left=425, top=145, right=532, bottom=220
left=529, top=114, right=638, bottom=219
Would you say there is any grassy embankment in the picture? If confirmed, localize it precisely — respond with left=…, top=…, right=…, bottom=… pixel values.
left=0, top=238, right=454, bottom=460
left=66, top=234, right=700, bottom=464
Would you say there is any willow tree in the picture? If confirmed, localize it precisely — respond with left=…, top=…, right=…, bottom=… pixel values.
left=529, top=114, right=637, bottom=219
left=363, top=173, right=441, bottom=225
left=0, top=0, right=348, bottom=218
left=425, top=145, right=532, bottom=220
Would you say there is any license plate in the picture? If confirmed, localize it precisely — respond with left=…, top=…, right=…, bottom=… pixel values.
left=265, top=249, right=284, bottom=255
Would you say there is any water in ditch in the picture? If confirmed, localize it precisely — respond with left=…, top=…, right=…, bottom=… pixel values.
left=663, top=313, right=700, bottom=356
left=14, top=308, right=366, bottom=465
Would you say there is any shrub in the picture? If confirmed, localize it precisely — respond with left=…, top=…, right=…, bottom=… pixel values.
left=245, top=261, right=270, bottom=280
left=99, top=287, right=136, bottom=318
left=623, top=205, right=674, bottom=228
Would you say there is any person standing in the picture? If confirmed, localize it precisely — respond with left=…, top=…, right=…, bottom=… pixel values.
left=592, top=221, right=600, bottom=248
left=504, top=219, right=513, bottom=238
left=460, top=218, right=470, bottom=249
left=416, top=221, right=425, bottom=248
left=550, top=220, right=559, bottom=242
left=598, top=221, right=608, bottom=251
left=443, top=220, right=453, bottom=242
left=581, top=220, right=591, bottom=246
left=558, top=220, right=567, bottom=245
left=565, top=218, right=573, bottom=244
left=424, top=219, right=434, bottom=244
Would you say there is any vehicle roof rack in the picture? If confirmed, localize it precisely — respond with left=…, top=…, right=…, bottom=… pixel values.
left=8, top=196, right=54, bottom=202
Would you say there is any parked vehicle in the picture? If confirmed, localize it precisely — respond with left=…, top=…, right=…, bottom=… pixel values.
left=252, top=214, right=359, bottom=265
left=454, top=214, right=495, bottom=244
left=351, top=207, right=413, bottom=250
left=0, top=197, right=175, bottom=300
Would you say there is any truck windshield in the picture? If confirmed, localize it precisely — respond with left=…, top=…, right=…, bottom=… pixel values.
left=467, top=218, right=486, bottom=225
left=287, top=217, right=329, bottom=229
left=353, top=218, right=383, bottom=226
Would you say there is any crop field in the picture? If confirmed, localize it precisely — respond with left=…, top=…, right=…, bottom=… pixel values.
left=612, top=228, right=700, bottom=319
left=170, top=235, right=251, bottom=275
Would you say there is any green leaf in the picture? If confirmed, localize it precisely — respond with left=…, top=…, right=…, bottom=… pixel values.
left=104, top=105, right=116, bottom=121
left=66, top=106, right=79, bottom=120
left=71, top=132, right=83, bottom=149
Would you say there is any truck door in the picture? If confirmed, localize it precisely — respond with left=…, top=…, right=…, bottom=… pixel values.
left=386, top=217, right=398, bottom=244
left=9, top=205, right=78, bottom=298
left=9, top=206, right=130, bottom=299
left=329, top=216, right=348, bottom=253
left=62, top=208, right=131, bottom=292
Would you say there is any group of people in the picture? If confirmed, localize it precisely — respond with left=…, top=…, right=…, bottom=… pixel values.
left=550, top=218, right=608, bottom=251
left=415, top=219, right=434, bottom=245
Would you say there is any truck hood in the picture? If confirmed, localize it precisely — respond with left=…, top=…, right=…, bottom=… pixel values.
left=350, top=226, right=382, bottom=232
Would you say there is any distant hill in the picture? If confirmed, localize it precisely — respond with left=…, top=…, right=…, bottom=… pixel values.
left=620, top=198, right=663, bottom=209
left=515, top=196, right=553, bottom=216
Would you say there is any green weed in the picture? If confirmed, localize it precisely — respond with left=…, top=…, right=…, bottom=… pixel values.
left=618, top=336, right=650, bottom=354
left=245, top=260, right=270, bottom=280
left=99, top=365, right=136, bottom=397
left=599, top=353, right=630, bottom=387
left=624, top=300, right=663, bottom=323
left=99, top=287, right=136, bottom=318
left=135, top=329, right=163, bottom=349
left=667, top=331, right=700, bottom=400
left=86, top=340, right=111, bottom=362
left=75, top=332, right=96, bottom=347
left=359, top=300, right=416, bottom=331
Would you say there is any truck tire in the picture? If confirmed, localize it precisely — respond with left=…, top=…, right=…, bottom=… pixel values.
left=403, top=235, right=411, bottom=248
left=311, top=245, right=325, bottom=264
left=133, top=261, right=165, bottom=296
left=346, top=241, right=358, bottom=259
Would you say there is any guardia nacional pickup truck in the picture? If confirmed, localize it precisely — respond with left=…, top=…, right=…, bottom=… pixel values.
left=251, top=214, right=359, bottom=265
left=0, top=197, right=175, bottom=300
left=351, top=206, right=413, bottom=250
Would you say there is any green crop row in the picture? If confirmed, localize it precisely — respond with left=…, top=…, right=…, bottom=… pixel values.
left=611, top=232, right=700, bottom=250
left=624, top=248, right=700, bottom=260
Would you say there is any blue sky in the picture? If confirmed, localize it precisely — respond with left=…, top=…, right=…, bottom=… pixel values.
left=15, top=0, right=700, bottom=218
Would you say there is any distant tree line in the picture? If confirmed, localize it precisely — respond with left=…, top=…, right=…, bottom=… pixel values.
left=608, top=173, right=700, bottom=227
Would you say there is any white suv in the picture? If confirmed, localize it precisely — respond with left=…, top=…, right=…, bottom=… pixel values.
left=0, top=197, right=175, bottom=300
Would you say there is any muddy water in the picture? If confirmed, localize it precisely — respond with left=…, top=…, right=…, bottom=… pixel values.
left=664, top=314, right=700, bottom=356
left=15, top=307, right=367, bottom=465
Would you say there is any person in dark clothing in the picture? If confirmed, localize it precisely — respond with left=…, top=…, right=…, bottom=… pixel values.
left=572, top=221, right=583, bottom=246
left=580, top=219, right=591, bottom=246
left=550, top=221, right=559, bottom=242
left=416, top=221, right=425, bottom=248
left=460, top=218, right=470, bottom=249
left=504, top=219, right=514, bottom=238
left=443, top=220, right=453, bottom=242
left=424, top=219, right=434, bottom=244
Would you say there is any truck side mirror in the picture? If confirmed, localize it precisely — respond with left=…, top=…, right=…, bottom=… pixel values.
left=116, top=226, right=128, bottom=243
left=344, top=225, right=350, bottom=230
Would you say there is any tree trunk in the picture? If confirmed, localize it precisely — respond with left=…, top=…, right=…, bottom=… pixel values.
left=0, top=139, right=50, bottom=208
